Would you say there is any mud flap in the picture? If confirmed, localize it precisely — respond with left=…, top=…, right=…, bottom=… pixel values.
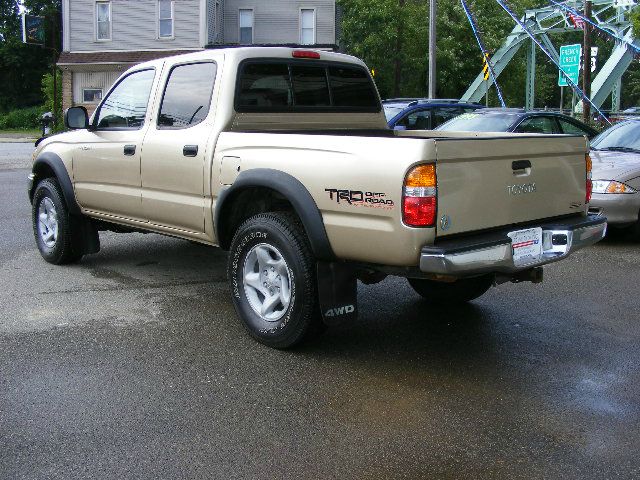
left=73, top=216, right=100, bottom=255
left=317, top=261, right=358, bottom=326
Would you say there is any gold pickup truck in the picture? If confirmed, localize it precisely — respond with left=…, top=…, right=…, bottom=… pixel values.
left=28, top=47, right=606, bottom=348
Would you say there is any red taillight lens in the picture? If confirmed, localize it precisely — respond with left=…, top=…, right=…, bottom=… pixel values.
left=403, top=196, right=436, bottom=227
left=292, top=50, right=321, bottom=59
left=586, top=154, right=593, bottom=204
left=403, top=164, right=437, bottom=227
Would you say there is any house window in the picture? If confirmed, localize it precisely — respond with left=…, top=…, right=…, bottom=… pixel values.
left=300, top=9, right=315, bottom=45
left=83, top=88, right=103, bottom=103
left=159, top=0, right=174, bottom=38
left=96, top=2, right=111, bottom=40
left=239, top=9, right=253, bottom=44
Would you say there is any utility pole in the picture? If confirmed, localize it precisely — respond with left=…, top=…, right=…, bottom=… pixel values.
left=582, top=0, right=592, bottom=123
left=428, top=0, right=436, bottom=99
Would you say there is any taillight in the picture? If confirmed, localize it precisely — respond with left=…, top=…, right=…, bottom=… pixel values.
left=586, top=154, right=593, bottom=204
left=403, top=164, right=437, bottom=227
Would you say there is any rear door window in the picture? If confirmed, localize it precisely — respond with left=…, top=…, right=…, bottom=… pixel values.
left=516, top=116, right=558, bottom=134
left=236, top=60, right=380, bottom=112
left=433, top=107, right=463, bottom=128
left=557, top=118, right=592, bottom=137
left=158, top=62, right=217, bottom=128
left=398, top=109, right=432, bottom=130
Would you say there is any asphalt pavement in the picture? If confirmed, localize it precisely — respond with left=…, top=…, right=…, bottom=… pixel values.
left=1, top=142, right=639, bottom=479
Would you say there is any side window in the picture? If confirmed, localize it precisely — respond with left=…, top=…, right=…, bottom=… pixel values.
left=291, top=65, right=330, bottom=106
left=516, top=116, right=557, bottom=134
left=399, top=110, right=432, bottom=130
left=158, top=63, right=217, bottom=128
left=237, top=63, right=292, bottom=108
left=558, top=118, right=590, bottom=136
left=433, top=107, right=463, bottom=128
left=96, top=69, right=155, bottom=129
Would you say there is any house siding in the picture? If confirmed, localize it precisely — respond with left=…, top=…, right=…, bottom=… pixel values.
left=69, top=0, right=202, bottom=52
left=223, top=0, right=335, bottom=45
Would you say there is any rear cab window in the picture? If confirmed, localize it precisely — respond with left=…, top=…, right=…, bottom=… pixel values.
left=236, top=60, right=380, bottom=112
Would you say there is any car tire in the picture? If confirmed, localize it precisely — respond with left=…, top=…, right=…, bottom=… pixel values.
left=32, top=178, right=84, bottom=265
left=228, top=212, right=322, bottom=349
left=407, top=275, right=494, bottom=304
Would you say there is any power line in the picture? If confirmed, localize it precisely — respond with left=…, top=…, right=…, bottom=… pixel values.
left=460, top=0, right=507, bottom=107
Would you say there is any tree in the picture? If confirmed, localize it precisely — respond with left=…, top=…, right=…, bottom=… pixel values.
left=0, top=0, right=60, bottom=112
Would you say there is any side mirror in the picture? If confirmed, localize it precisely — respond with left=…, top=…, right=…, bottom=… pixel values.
left=393, top=125, right=407, bottom=131
left=64, top=106, right=89, bottom=130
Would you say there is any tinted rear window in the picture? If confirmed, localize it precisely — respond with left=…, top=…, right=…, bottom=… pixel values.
left=291, top=65, right=330, bottom=106
left=238, top=63, right=292, bottom=108
left=329, top=66, right=378, bottom=107
left=236, top=61, right=380, bottom=112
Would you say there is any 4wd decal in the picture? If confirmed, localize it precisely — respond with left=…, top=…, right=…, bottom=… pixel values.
left=325, top=189, right=395, bottom=209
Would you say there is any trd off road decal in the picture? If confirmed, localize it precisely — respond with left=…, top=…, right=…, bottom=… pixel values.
left=325, top=189, right=394, bottom=210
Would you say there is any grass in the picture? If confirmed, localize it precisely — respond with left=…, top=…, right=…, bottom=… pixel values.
left=0, top=128, right=42, bottom=137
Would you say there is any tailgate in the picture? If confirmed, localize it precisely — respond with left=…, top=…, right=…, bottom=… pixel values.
left=435, top=135, right=588, bottom=237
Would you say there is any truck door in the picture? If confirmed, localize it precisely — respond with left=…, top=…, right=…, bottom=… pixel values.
left=140, top=61, right=218, bottom=233
left=72, top=68, right=157, bottom=222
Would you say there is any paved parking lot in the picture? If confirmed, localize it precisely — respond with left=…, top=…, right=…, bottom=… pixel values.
left=1, top=143, right=639, bottom=479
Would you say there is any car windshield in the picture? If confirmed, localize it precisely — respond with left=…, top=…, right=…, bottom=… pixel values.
left=383, top=105, right=407, bottom=121
left=591, top=122, right=640, bottom=152
left=436, top=112, right=519, bottom=132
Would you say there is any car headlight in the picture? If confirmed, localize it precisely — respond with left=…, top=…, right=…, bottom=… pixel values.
left=591, top=180, right=637, bottom=194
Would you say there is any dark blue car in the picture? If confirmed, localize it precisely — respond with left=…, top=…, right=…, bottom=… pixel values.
left=383, top=98, right=485, bottom=130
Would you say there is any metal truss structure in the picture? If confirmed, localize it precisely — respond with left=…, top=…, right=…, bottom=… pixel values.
left=461, top=0, right=638, bottom=112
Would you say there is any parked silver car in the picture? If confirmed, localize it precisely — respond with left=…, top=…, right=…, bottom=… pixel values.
left=589, top=120, right=640, bottom=237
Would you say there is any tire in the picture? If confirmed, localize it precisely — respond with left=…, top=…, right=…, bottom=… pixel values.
left=407, top=275, right=494, bottom=304
left=32, top=178, right=84, bottom=265
left=227, top=212, right=322, bottom=349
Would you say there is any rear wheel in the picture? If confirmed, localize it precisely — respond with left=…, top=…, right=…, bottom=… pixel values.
left=407, top=275, right=494, bottom=304
left=227, top=212, right=322, bottom=349
left=32, top=178, right=83, bottom=265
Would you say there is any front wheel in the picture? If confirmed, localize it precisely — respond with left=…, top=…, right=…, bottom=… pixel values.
left=227, top=212, right=322, bottom=349
left=32, top=178, right=83, bottom=265
left=408, top=275, right=494, bottom=304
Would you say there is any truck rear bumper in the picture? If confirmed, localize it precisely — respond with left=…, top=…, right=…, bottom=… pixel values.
left=420, top=215, right=607, bottom=276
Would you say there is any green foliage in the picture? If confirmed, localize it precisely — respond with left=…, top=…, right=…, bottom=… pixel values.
left=0, top=105, right=45, bottom=130
left=41, top=69, right=62, bottom=115
left=0, top=0, right=61, bottom=112
left=631, top=8, right=640, bottom=35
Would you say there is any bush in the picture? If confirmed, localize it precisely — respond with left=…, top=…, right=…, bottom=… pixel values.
left=0, top=106, right=46, bottom=130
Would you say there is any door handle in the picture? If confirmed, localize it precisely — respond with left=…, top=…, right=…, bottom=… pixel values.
left=183, top=145, right=199, bottom=157
left=124, top=145, right=136, bottom=156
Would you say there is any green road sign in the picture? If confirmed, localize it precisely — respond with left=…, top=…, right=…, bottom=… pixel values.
left=558, top=44, right=582, bottom=87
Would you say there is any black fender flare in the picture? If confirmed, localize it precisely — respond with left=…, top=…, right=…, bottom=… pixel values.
left=215, top=168, right=335, bottom=261
left=30, top=151, right=81, bottom=216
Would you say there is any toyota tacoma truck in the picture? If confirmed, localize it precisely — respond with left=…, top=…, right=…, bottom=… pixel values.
left=28, top=47, right=607, bottom=348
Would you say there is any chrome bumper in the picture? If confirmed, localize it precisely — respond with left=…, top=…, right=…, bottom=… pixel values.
left=420, top=215, right=607, bottom=276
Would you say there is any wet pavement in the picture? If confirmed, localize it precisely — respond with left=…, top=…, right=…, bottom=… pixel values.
left=1, top=143, right=639, bottom=479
